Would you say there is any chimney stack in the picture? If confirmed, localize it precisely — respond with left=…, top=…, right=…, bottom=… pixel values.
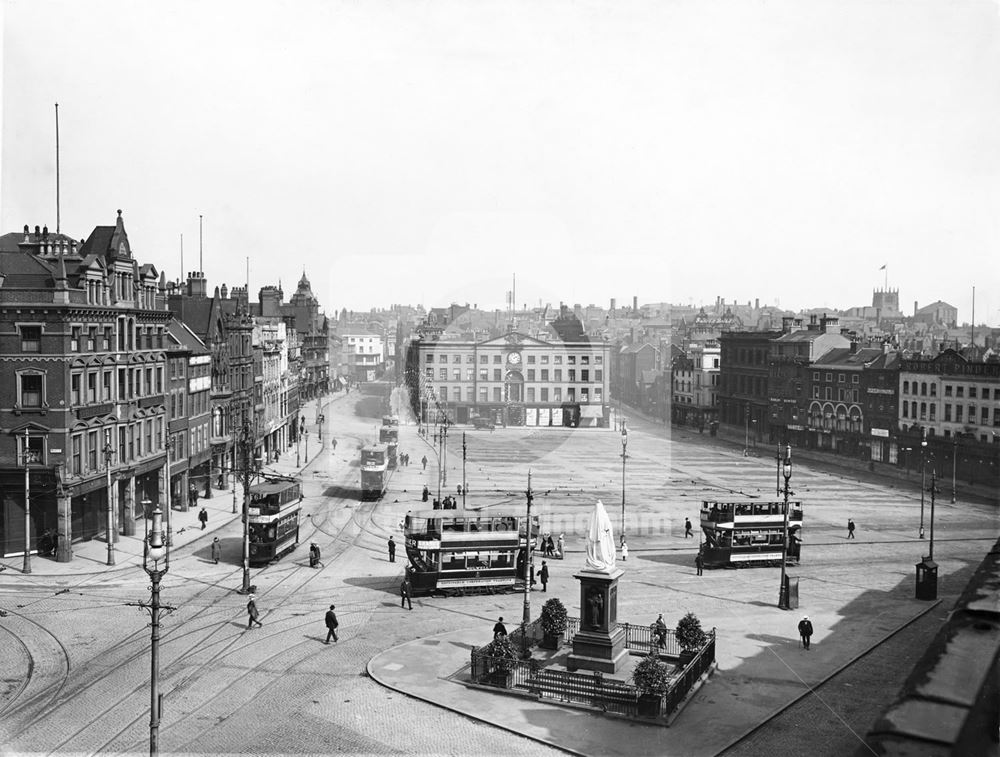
left=914, top=300, right=919, bottom=316
left=632, top=295, right=638, bottom=314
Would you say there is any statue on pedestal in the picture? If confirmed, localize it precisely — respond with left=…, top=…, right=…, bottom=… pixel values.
left=584, top=500, right=616, bottom=572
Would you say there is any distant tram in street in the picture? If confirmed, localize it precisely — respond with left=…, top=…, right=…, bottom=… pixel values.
left=360, top=444, right=389, bottom=500
left=247, top=480, right=302, bottom=566
left=699, top=499, right=802, bottom=568
left=382, top=414, right=399, bottom=427
left=378, top=425, right=399, bottom=468
left=402, top=507, right=539, bottom=596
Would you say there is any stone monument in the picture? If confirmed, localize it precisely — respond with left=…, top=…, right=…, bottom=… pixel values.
left=567, top=500, right=628, bottom=674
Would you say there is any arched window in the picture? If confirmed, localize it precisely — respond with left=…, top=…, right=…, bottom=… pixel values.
left=903, top=380, right=909, bottom=394
left=921, top=382, right=927, bottom=396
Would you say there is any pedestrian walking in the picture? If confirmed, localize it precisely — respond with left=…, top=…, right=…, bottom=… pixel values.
left=211, top=537, right=221, bottom=564
left=421, top=455, right=428, bottom=470
left=695, top=551, right=704, bottom=576
left=557, top=533, right=564, bottom=557
left=324, top=604, right=339, bottom=643
left=652, top=613, right=667, bottom=648
left=332, top=438, right=337, bottom=450
left=847, top=519, right=856, bottom=539
left=246, top=595, right=263, bottom=629
left=493, top=617, right=508, bottom=639
left=388, top=536, right=396, bottom=562
left=198, top=507, right=208, bottom=530
left=422, top=485, right=429, bottom=502
left=684, top=518, right=693, bottom=538
left=798, top=616, right=813, bottom=650
left=400, top=575, right=413, bottom=610
left=309, top=542, right=322, bottom=568
left=539, top=561, right=549, bottom=592
left=620, top=537, right=628, bottom=561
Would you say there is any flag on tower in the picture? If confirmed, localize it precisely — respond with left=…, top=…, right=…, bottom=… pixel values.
left=879, top=264, right=887, bottom=270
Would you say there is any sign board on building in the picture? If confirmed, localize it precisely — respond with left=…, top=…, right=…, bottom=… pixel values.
left=871, top=428, right=890, bottom=437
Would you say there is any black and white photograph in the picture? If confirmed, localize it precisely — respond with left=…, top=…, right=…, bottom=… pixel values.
left=1, top=1, right=998, bottom=755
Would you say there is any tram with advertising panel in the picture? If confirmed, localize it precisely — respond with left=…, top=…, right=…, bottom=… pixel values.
left=248, top=480, right=302, bottom=566
left=402, top=507, right=539, bottom=596
left=699, top=499, right=803, bottom=568
left=360, top=444, right=389, bottom=500
left=378, top=425, right=399, bottom=468
left=382, top=415, right=399, bottom=427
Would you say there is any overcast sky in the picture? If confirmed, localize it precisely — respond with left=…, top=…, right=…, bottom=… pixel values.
left=2, top=0, right=998, bottom=325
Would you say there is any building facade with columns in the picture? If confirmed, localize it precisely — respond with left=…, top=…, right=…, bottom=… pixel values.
left=407, top=331, right=611, bottom=427
left=0, top=212, right=170, bottom=560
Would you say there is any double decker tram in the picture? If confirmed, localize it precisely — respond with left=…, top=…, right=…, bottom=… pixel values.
left=378, top=425, right=399, bottom=468
left=360, top=444, right=389, bottom=500
left=403, top=507, right=539, bottom=596
left=700, top=499, right=803, bottom=568
left=382, top=414, right=399, bottom=427
left=247, top=480, right=302, bottom=566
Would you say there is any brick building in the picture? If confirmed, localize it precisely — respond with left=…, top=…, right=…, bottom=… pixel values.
left=0, top=213, right=169, bottom=560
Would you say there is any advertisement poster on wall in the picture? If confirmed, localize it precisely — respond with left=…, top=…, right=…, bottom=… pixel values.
left=526, top=408, right=538, bottom=426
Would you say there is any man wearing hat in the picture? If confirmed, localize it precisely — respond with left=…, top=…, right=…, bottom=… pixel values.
left=211, top=537, right=222, bottom=564
left=797, top=616, right=813, bottom=650
left=247, top=594, right=263, bottom=629
left=309, top=542, right=322, bottom=568
left=324, top=604, right=339, bottom=643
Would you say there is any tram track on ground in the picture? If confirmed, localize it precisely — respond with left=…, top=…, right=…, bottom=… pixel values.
left=84, top=430, right=388, bottom=756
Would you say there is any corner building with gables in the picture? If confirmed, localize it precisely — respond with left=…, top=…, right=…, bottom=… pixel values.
left=407, top=331, right=610, bottom=428
left=0, top=213, right=170, bottom=560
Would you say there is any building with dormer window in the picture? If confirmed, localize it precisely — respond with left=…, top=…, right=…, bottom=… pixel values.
left=0, top=212, right=170, bottom=561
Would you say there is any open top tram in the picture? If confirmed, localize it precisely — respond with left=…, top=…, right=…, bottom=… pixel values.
left=699, top=499, right=802, bottom=568
left=360, top=444, right=389, bottom=500
left=247, top=479, right=302, bottom=566
left=402, top=506, right=539, bottom=596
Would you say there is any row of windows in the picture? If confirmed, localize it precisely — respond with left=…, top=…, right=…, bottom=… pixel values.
left=426, top=386, right=604, bottom=404
left=812, top=371, right=861, bottom=385
left=426, top=367, right=604, bottom=383
left=811, top=387, right=861, bottom=403
left=425, top=353, right=602, bottom=366
left=68, top=420, right=165, bottom=476
left=20, top=321, right=166, bottom=354
left=902, top=380, right=1000, bottom=400
left=69, top=365, right=165, bottom=407
left=902, top=401, right=998, bottom=426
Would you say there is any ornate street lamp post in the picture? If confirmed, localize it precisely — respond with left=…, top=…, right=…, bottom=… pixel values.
left=462, top=432, right=467, bottom=508
left=620, top=422, right=628, bottom=542
left=141, top=500, right=169, bottom=756
left=22, top=428, right=38, bottom=574
left=163, top=435, right=174, bottom=547
left=521, top=471, right=535, bottom=657
left=778, top=444, right=793, bottom=609
left=104, top=429, right=116, bottom=566
left=919, top=429, right=927, bottom=539
left=240, top=424, right=253, bottom=594
left=304, top=429, right=309, bottom=465
left=951, top=437, right=957, bottom=504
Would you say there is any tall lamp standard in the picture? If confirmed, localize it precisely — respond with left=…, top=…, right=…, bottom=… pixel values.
left=919, top=429, right=928, bottom=539
left=462, top=432, right=467, bottom=508
left=928, top=470, right=939, bottom=560
left=104, top=430, right=116, bottom=566
left=620, top=422, right=628, bottom=542
left=141, top=499, right=169, bottom=756
left=163, top=436, right=174, bottom=547
left=520, top=471, right=535, bottom=657
left=22, top=429, right=37, bottom=574
left=318, top=414, right=325, bottom=445
left=304, top=429, right=309, bottom=465
left=951, top=437, right=957, bottom=504
left=240, top=423, right=253, bottom=594
left=744, top=406, right=750, bottom=456
left=777, top=444, right=793, bottom=609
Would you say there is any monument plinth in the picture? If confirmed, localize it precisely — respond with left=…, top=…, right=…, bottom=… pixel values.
left=567, top=500, right=628, bottom=674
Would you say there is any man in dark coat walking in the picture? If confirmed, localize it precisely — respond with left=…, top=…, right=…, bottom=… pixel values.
left=695, top=551, right=704, bottom=576
left=847, top=519, right=856, bottom=539
left=388, top=536, right=396, bottom=562
left=684, top=518, right=693, bottom=538
left=246, top=595, right=263, bottom=629
left=493, top=617, right=507, bottom=639
left=421, top=455, right=428, bottom=470
left=798, top=616, right=813, bottom=650
left=324, top=604, right=339, bottom=643
left=539, top=561, right=549, bottom=592
left=400, top=575, right=413, bottom=610
left=198, top=507, right=208, bottom=530
left=211, top=537, right=222, bottom=564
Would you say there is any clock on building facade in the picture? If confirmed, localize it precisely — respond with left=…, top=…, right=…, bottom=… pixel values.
left=507, top=352, right=521, bottom=366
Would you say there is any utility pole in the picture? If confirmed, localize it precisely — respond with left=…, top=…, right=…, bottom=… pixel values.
left=919, top=429, right=927, bottom=539
left=778, top=444, right=792, bottom=610
left=164, top=435, right=174, bottom=547
left=241, top=424, right=252, bottom=594
left=620, top=422, right=628, bottom=542
left=951, top=438, right=957, bottom=504
left=521, top=470, right=534, bottom=629
left=928, top=471, right=938, bottom=561
left=22, top=429, right=34, bottom=574
left=104, top=429, right=116, bottom=566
